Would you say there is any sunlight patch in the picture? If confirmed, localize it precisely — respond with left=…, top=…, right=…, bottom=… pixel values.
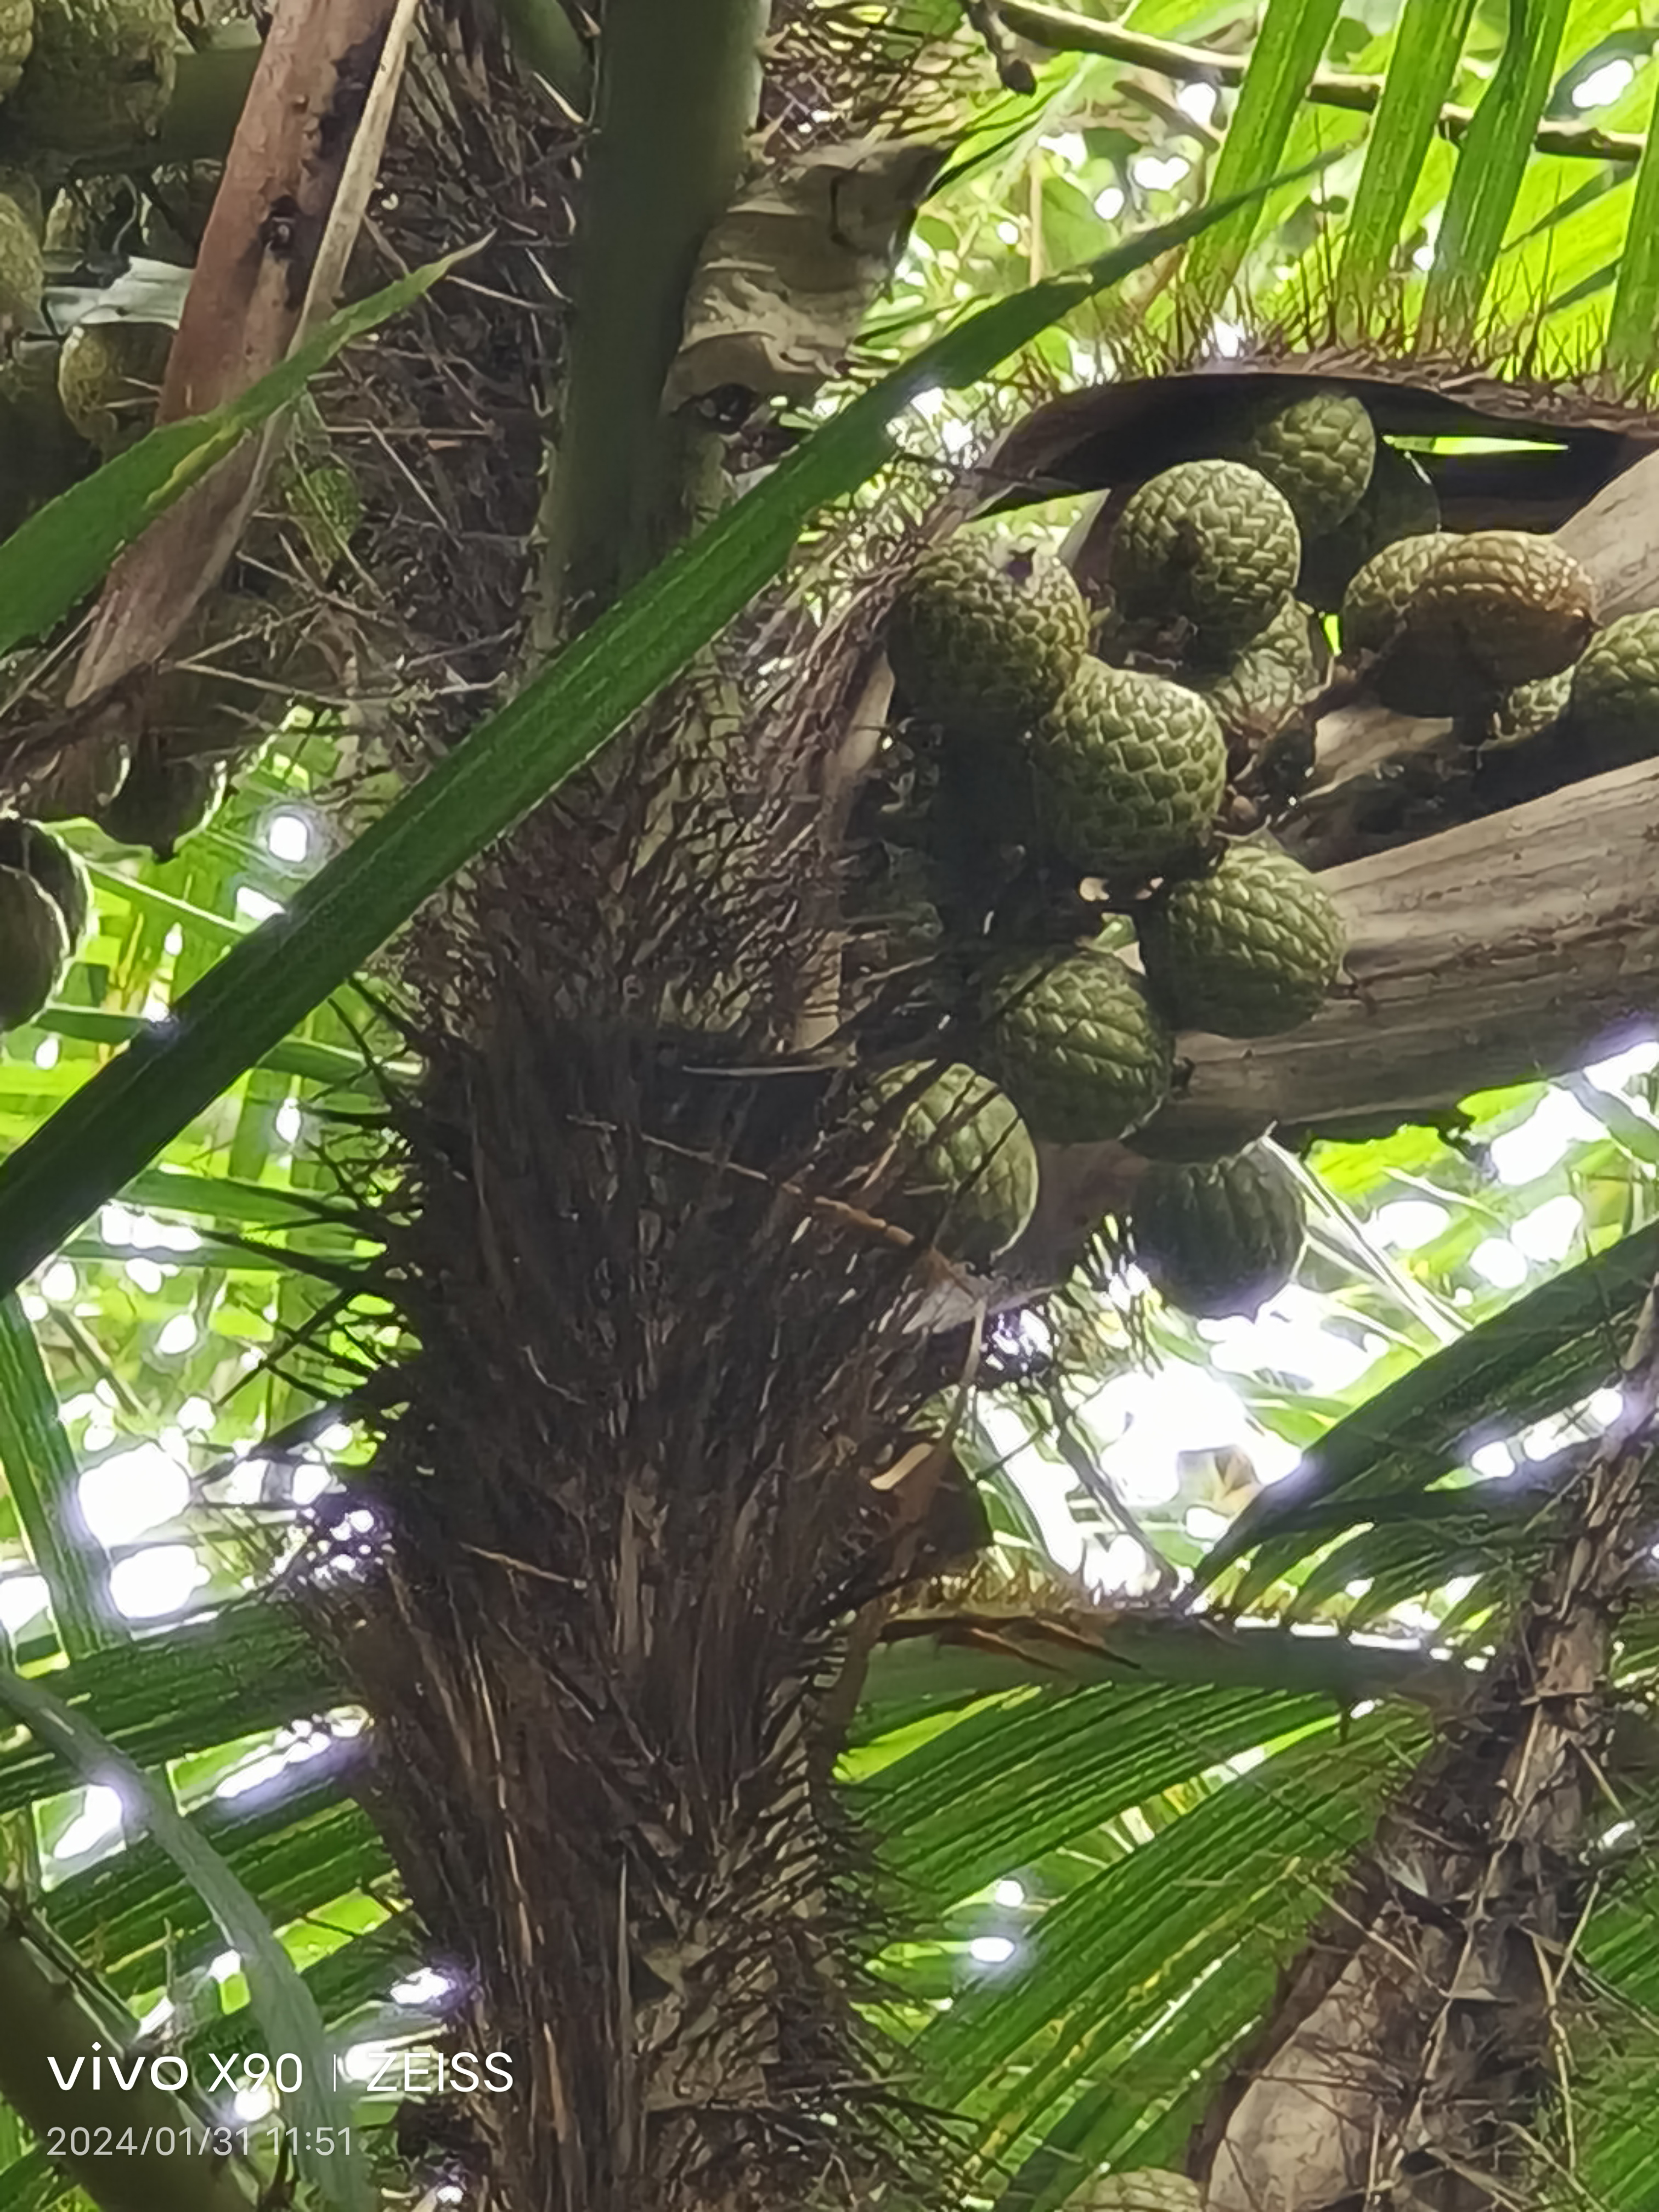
left=110, top=1544, right=206, bottom=1620
left=1469, top=1237, right=1527, bottom=1289
left=53, top=1784, right=124, bottom=1862
left=0, top=1576, right=46, bottom=1633
left=1510, top=1193, right=1583, bottom=1263
left=1487, top=1089, right=1601, bottom=1183
left=156, top=1312, right=199, bottom=1356
left=1571, top=57, right=1635, bottom=108
left=264, top=810, right=313, bottom=864
left=80, top=1442, right=189, bottom=1544
left=1368, top=1199, right=1449, bottom=1251
left=1583, top=1035, right=1659, bottom=1091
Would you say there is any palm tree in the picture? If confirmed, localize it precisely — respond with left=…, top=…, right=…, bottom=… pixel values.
left=0, top=2, right=1653, bottom=2210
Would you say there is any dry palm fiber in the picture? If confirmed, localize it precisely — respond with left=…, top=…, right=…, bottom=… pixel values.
left=302, top=659, right=973, bottom=2212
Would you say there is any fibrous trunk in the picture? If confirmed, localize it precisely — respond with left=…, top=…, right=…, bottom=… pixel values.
left=330, top=781, right=946, bottom=2211
left=1192, top=1288, right=1659, bottom=2211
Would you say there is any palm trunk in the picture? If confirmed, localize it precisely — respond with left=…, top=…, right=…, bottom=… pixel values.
left=1192, top=1284, right=1659, bottom=2211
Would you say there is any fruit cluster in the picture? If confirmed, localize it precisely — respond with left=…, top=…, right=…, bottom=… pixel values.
left=854, top=390, right=1417, bottom=1317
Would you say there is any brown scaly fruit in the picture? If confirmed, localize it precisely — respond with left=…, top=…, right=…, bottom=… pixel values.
left=1108, top=460, right=1301, bottom=655
left=1029, top=659, right=1226, bottom=882
left=886, top=536, right=1090, bottom=740
left=860, top=1062, right=1040, bottom=1267
left=1137, top=839, right=1346, bottom=1039
left=58, top=318, right=173, bottom=454
left=979, top=945, right=1174, bottom=1145
left=1128, top=1143, right=1307, bottom=1320
left=95, top=752, right=229, bottom=860
left=0, top=862, right=67, bottom=1030
left=1299, top=441, right=1439, bottom=613
left=1221, top=388, right=1376, bottom=539
left=1364, top=531, right=1598, bottom=717
left=0, top=815, right=89, bottom=949
left=10, top=0, right=177, bottom=156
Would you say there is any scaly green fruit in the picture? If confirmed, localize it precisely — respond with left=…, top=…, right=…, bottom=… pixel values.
left=0, top=862, right=66, bottom=1029
left=1483, top=667, right=1573, bottom=747
left=0, top=190, right=42, bottom=337
left=1137, top=839, right=1346, bottom=1038
left=1187, top=595, right=1318, bottom=737
left=0, top=815, right=88, bottom=948
left=1380, top=530, right=1597, bottom=715
left=862, top=1062, right=1040, bottom=1266
left=57, top=317, right=173, bottom=453
left=1298, top=441, right=1439, bottom=612
left=1082, top=2174, right=1200, bottom=2212
left=95, top=752, right=228, bottom=860
left=1129, top=1143, right=1307, bottom=1319
left=0, top=0, right=32, bottom=99
left=1566, top=611, right=1659, bottom=764
left=0, top=170, right=41, bottom=239
left=10, top=0, right=177, bottom=155
left=980, top=946, right=1174, bottom=1144
left=1223, top=388, right=1376, bottom=538
left=887, top=537, right=1089, bottom=740
left=1030, top=659, right=1225, bottom=881
left=1109, top=460, right=1301, bottom=653
left=1339, top=532, right=1452, bottom=659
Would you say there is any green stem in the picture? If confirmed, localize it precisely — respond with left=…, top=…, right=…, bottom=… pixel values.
left=498, top=0, right=592, bottom=109
left=536, top=0, right=768, bottom=634
left=996, top=0, right=1647, bottom=165
left=40, top=30, right=264, bottom=174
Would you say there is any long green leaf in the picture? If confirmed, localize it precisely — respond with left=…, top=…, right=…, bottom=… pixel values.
left=0, top=1297, right=113, bottom=1662
left=1195, top=1216, right=1659, bottom=1599
left=0, top=1604, right=338, bottom=1818
left=53, top=1782, right=383, bottom=1999
left=1335, top=0, right=1477, bottom=309
left=865, top=1679, right=1339, bottom=1907
left=0, top=166, right=1325, bottom=1293
left=1178, top=0, right=1344, bottom=310
left=1604, top=63, right=1659, bottom=387
left=0, top=257, right=458, bottom=662
left=906, top=1716, right=1415, bottom=2150
left=1420, top=0, right=1573, bottom=350
left=0, top=1666, right=369, bottom=2212
left=37, top=1007, right=396, bottom=1092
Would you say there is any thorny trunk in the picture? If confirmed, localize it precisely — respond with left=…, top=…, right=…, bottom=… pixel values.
left=1192, top=1288, right=1659, bottom=2212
